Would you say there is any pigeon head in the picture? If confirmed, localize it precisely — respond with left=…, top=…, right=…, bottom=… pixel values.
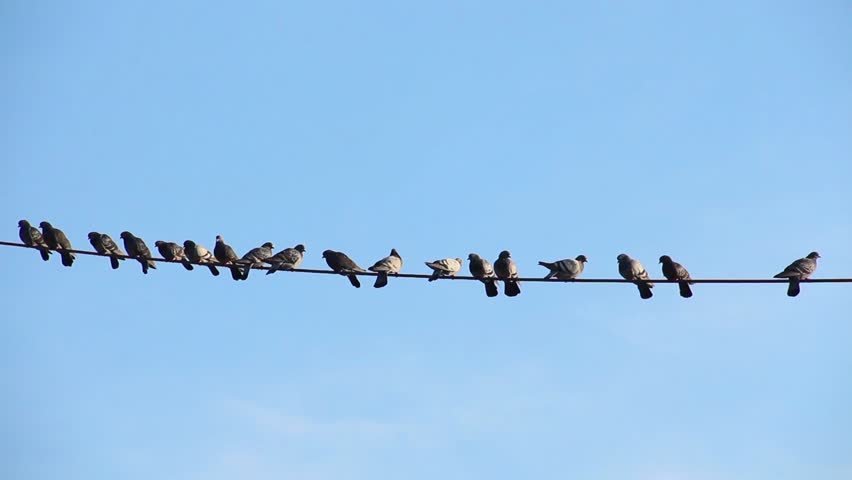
left=262, top=242, right=274, bottom=249
left=183, top=240, right=196, bottom=249
left=295, top=244, right=306, bottom=253
left=468, top=253, right=481, bottom=261
left=576, top=255, right=588, bottom=263
left=390, top=248, right=400, bottom=258
left=322, top=249, right=335, bottom=259
left=119, top=231, right=133, bottom=240
left=154, top=241, right=165, bottom=247
left=616, top=253, right=629, bottom=263
left=18, top=220, right=30, bottom=228
left=807, top=252, right=821, bottom=259
left=215, top=235, right=224, bottom=243
left=498, top=250, right=511, bottom=259
left=455, top=258, right=464, bottom=265
left=39, top=221, right=53, bottom=229
left=88, top=232, right=100, bottom=241
left=659, top=255, right=673, bottom=264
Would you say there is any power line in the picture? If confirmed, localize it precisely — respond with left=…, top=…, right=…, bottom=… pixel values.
left=2, top=240, right=848, bottom=284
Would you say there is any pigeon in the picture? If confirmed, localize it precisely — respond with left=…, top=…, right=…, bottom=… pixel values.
left=39, top=221, right=76, bottom=267
left=18, top=220, right=51, bottom=261
left=120, top=231, right=157, bottom=274
left=617, top=253, right=654, bottom=299
left=89, top=232, right=125, bottom=269
left=156, top=241, right=194, bottom=271
left=468, top=253, right=499, bottom=297
left=322, top=249, right=366, bottom=288
left=494, top=250, right=521, bottom=297
left=368, top=248, right=403, bottom=288
left=538, top=255, right=588, bottom=280
left=183, top=240, right=220, bottom=276
left=214, top=235, right=242, bottom=280
left=774, top=251, right=820, bottom=297
left=424, top=257, right=463, bottom=281
left=264, top=244, right=306, bottom=275
left=659, top=255, right=693, bottom=298
left=236, top=242, right=275, bottom=280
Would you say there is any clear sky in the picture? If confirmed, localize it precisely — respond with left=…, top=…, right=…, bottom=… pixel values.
left=2, top=1, right=851, bottom=479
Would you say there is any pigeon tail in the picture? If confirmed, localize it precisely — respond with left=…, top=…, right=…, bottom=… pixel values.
left=428, top=270, right=440, bottom=282
left=678, top=281, right=693, bottom=298
left=207, top=265, right=220, bottom=276
left=229, top=266, right=242, bottom=280
left=39, top=248, right=50, bottom=261
left=348, top=274, right=361, bottom=288
left=60, top=251, right=75, bottom=267
left=110, top=256, right=120, bottom=270
left=504, top=280, right=521, bottom=297
left=374, top=272, right=388, bottom=288
left=787, top=278, right=801, bottom=297
left=485, top=280, right=499, bottom=297
left=181, top=260, right=194, bottom=271
left=638, top=283, right=653, bottom=299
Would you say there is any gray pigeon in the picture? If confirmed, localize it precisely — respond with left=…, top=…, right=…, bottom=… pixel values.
left=39, top=221, right=76, bottom=267
left=183, top=240, right=220, bottom=276
left=156, top=241, right=194, bottom=271
left=18, top=220, right=51, bottom=261
left=538, top=255, right=588, bottom=280
left=368, top=248, right=403, bottom=288
left=90, top=232, right=125, bottom=269
left=264, top=244, right=306, bottom=275
left=214, top=235, right=242, bottom=280
left=237, top=242, right=275, bottom=280
left=425, top=257, right=463, bottom=281
left=494, top=250, right=521, bottom=297
left=659, top=255, right=693, bottom=298
left=468, top=253, right=499, bottom=297
left=322, top=249, right=365, bottom=288
left=617, top=253, right=654, bottom=299
left=774, top=251, right=820, bottom=297
left=120, top=231, right=157, bottom=274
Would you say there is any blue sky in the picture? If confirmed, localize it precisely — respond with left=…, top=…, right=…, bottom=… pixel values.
left=2, top=1, right=851, bottom=479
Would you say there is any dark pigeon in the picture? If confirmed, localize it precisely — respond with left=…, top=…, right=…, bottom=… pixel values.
left=120, top=231, right=157, bottom=274
left=39, top=221, right=76, bottom=267
left=774, top=251, right=820, bottom=297
left=214, top=235, right=242, bottom=280
left=156, top=241, right=194, bottom=271
left=322, top=250, right=365, bottom=288
left=660, top=255, right=693, bottom=298
left=468, top=253, right=499, bottom=297
left=18, top=220, right=51, bottom=261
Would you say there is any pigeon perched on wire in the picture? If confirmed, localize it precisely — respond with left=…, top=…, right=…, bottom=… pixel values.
left=617, top=253, right=654, bottom=299
left=468, top=253, right=499, bottom=297
left=214, top=235, right=242, bottom=280
left=774, top=251, right=820, bottom=297
left=183, top=240, right=220, bottom=276
left=39, top=221, right=76, bottom=267
left=264, top=244, right=306, bottom=275
left=155, top=241, right=194, bottom=271
left=425, top=257, right=463, bottom=281
left=18, top=220, right=51, bottom=261
left=659, top=255, right=693, bottom=298
left=236, top=242, right=274, bottom=280
left=120, top=231, right=157, bottom=274
left=368, top=248, right=403, bottom=288
left=538, top=255, right=588, bottom=280
left=322, top=250, right=365, bottom=288
left=494, top=250, right=521, bottom=297
left=89, top=232, right=125, bottom=269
